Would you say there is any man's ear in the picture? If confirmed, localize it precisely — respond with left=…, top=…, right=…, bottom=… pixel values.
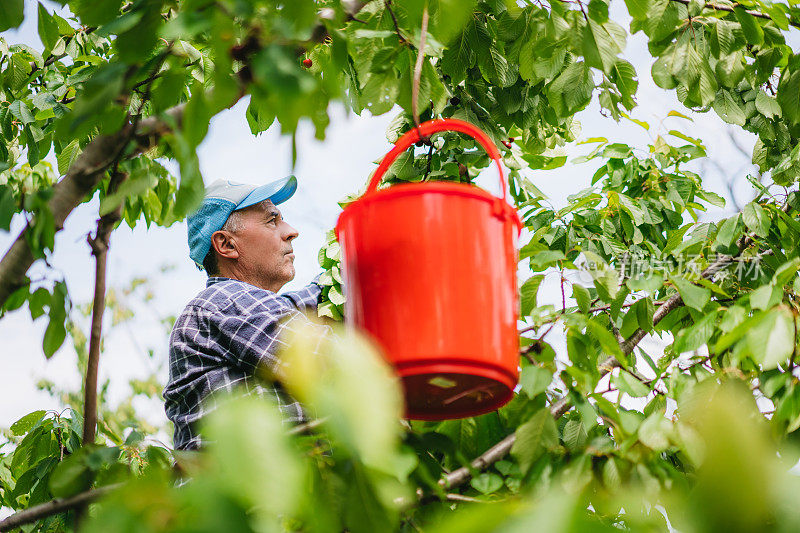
left=210, top=230, right=239, bottom=260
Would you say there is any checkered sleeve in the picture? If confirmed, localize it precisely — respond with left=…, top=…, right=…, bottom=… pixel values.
left=213, top=305, right=304, bottom=375
left=279, top=275, right=323, bottom=312
left=164, top=277, right=328, bottom=451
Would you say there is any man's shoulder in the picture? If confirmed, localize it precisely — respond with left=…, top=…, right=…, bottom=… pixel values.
left=183, top=278, right=289, bottom=317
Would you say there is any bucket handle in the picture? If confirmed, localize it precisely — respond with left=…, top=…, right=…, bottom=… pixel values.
left=366, top=118, right=508, bottom=205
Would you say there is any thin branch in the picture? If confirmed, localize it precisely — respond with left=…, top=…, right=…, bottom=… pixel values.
left=670, top=0, right=800, bottom=28
left=286, top=417, right=328, bottom=436
left=411, top=4, right=429, bottom=135
left=445, top=493, right=486, bottom=503
left=440, top=394, right=572, bottom=490
left=423, top=142, right=435, bottom=180
left=82, top=171, right=127, bottom=445
left=383, top=0, right=405, bottom=44
left=439, top=433, right=515, bottom=489
left=0, top=484, right=122, bottom=532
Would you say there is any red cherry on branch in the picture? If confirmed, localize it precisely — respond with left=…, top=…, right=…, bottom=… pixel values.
left=302, top=58, right=313, bottom=68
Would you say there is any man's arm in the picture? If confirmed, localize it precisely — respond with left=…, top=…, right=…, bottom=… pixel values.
left=213, top=297, right=326, bottom=377
left=277, top=275, right=323, bottom=313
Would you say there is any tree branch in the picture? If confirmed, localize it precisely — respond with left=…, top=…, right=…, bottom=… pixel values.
left=82, top=171, right=128, bottom=445
left=0, top=483, right=121, bottom=532
left=670, top=0, right=800, bottom=28
left=0, top=100, right=197, bottom=310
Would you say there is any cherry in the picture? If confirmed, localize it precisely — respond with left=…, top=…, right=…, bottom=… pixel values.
left=302, top=58, right=313, bottom=68
left=501, top=140, right=512, bottom=149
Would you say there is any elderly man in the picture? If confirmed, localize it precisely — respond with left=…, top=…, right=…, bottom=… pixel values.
left=164, top=177, right=322, bottom=451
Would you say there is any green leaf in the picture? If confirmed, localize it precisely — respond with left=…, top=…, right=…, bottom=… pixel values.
left=0, top=0, right=23, bottom=32
left=755, top=90, right=782, bottom=119
left=387, top=151, right=416, bottom=181
left=151, top=71, right=186, bottom=114
left=603, top=143, right=632, bottom=159
left=644, top=0, right=680, bottom=42
left=613, top=371, right=650, bottom=397
left=711, top=21, right=737, bottom=55
left=520, top=275, right=544, bottom=316
left=713, top=90, right=746, bottom=126
left=470, top=472, right=504, bottom=495
left=733, top=7, right=764, bottom=45
left=99, top=170, right=157, bottom=216
left=57, top=140, right=82, bottom=175
left=246, top=96, right=275, bottom=136
left=49, top=453, right=93, bottom=498
left=624, top=0, right=650, bottom=19
left=10, top=410, right=47, bottom=436
left=510, top=408, right=559, bottom=474
left=43, top=284, right=68, bottom=359
left=772, top=258, right=800, bottom=287
left=583, top=19, right=626, bottom=74
left=328, top=285, right=346, bottom=306
left=183, top=85, right=211, bottom=148
left=610, top=59, right=638, bottom=105
left=778, top=68, right=800, bottom=125
left=562, top=419, right=588, bottom=450
left=671, top=276, right=710, bottom=311
left=0, top=185, right=15, bottom=230
left=573, top=284, right=591, bottom=314
left=8, top=100, right=35, bottom=125
left=714, top=215, right=740, bottom=249
left=585, top=317, right=624, bottom=359
left=43, top=314, right=67, bottom=359
left=546, top=61, right=593, bottom=117
left=638, top=412, right=672, bottom=451
left=633, top=297, right=654, bottom=333
left=203, top=396, right=304, bottom=517
left=479, top=42, right=515, bottom=87
left=281, top=323, right=406, bottom=476
left=750, top=284, right=781, bottom=311
left=37, top=3, right=60, bottom=54
left=742, top=202, right=770, bottom=238
left=430, top=0, right=477, bottom=43
left=748, top=308, right=795, bottom=370
left=72, top=0, right=122, bottom=27
left=673, top=311, right=716, bottom=353
left=519, top=366, right=552, bottom=398
left=115, top=7, right=160, bottom=63
left=527, top=250, right=565, bottom=270
left=715, top=53, right=745, bottom=88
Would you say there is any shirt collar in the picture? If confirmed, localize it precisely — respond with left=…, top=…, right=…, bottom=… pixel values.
left=206, top=276, right=232, bottom=287
left=206, top=276, right=276, bottom=293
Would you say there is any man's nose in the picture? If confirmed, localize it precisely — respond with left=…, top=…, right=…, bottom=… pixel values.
left=283, top=222, right=299, bottom=241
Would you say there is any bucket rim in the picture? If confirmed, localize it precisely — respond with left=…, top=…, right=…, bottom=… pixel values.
left=336, top=181, right=522, bottom=238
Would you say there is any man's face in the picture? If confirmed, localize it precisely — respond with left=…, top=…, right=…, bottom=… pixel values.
left=228, top=201, right=299, bottom=292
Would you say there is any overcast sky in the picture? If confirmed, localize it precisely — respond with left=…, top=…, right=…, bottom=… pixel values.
left=0, top=1, right=764, bottom=438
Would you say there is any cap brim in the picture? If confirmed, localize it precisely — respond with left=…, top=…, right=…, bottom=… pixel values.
left=236, top=175, right=297, bottom=210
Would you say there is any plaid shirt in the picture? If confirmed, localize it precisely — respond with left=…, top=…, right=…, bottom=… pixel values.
left=164, top=276, right=322, bottom=451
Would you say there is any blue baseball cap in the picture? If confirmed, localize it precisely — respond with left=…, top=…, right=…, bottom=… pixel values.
left=187, top=176, right=297, bottom=269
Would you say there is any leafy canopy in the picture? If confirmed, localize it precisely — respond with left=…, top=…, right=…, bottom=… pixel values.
left=1, top=0, right=800, bottom=531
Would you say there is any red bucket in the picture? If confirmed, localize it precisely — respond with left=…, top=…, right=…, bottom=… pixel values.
left=335, top=119, right=522, bottom=420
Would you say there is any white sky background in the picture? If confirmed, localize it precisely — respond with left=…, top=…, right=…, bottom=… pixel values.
left=0, top=0, right=779, bottom=437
